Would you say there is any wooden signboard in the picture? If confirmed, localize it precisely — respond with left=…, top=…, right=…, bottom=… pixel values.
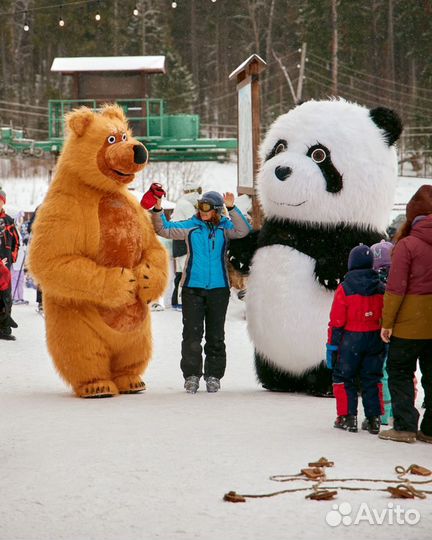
left=229, top=55, right=266, bottom=227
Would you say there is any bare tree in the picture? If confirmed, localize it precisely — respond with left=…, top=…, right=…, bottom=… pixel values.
left=331, top=0, right=339, bottom=96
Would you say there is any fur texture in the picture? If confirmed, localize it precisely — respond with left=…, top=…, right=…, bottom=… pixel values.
left=246, top=99, right=402, bottom=392
left=28, top=104, right=168, bottom=397
left=257, top=219, right=383, bottom=291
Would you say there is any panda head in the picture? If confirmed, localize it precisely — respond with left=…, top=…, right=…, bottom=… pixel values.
left=258, top=99, right=403, bottom=231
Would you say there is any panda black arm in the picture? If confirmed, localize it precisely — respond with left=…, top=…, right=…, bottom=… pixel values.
left=313, top=227, right=387, bottom=291
left=227, top=231, right=259, bottom=275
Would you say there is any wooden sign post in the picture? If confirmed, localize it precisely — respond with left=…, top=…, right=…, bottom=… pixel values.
left=229, top=54, right=267, bottom=229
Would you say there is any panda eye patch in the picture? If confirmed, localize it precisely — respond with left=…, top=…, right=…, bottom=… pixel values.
left=311, top=148, right=327, bottom=163
left=275, top=142, right=286, bottom=155
left=306, top=143, right=343, bottom=193
left=266, top=139, right=288, bottom=161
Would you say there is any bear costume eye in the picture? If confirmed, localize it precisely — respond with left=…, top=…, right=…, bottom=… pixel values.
left=311, top=148, right=327, bottom=163
left=107, top=135, right=117, bottom=144
left=121, top=133, right=127, bottom=142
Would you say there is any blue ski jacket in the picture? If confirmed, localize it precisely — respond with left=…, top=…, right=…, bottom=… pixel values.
left=151, top=207, right=251, bottom=289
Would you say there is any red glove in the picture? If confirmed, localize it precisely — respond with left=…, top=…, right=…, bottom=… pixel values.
left=140, top=183, right=166, bottom=210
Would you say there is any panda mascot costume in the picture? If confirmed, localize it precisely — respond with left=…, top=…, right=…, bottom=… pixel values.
left=229, top=99, right=402, bottom=394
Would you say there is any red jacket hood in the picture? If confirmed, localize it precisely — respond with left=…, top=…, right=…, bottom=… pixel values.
left=411, top=215, right=432, bottom=246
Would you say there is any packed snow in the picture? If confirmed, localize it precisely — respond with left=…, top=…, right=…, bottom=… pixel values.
left=1, top=169, right=431, bottom=540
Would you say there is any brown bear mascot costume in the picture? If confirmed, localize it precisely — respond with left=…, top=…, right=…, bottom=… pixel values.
left=28, top=104, right=168, bottom=398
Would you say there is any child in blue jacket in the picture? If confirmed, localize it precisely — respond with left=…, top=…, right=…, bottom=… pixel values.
left=151, top=190, right=250, bottom=393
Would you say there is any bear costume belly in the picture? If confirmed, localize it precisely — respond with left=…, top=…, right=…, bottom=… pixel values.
left=97, top=193, right=147, bottom=332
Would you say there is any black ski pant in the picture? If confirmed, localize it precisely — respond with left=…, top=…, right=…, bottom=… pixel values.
left=387, top=337, right=432, bottom=436
left=0, top=288, right=13, bottom=336
left=181, top=287, right=230, bottom=380
left=36, top=287, right=43, bottom=305
left=171, top=272, right=182, bottom=307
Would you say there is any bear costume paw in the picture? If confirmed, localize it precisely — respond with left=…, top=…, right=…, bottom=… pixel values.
left=77, top=380, right=119, bottom=398
left=101, top=267, right=138, bottom=308
left=113, top=375, right=147, bottom=394
left=134, top=262, right=167, bottom=305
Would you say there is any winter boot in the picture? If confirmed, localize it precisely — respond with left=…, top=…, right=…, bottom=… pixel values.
left=378, top=428, right=416, bottom=443
left=0, top=332, right=16, bottom=341
left=417, top=431, right=432, bottom=444
left=184, top=375, right=200, bottom=394
left=334, top=415, right=358, bottom=432
left=361, top=416, right=381, bottom=435
left=206, top=376, right=221, bottom=393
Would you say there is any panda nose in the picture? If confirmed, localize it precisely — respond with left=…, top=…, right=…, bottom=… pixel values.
left=133, top=144, right=148, bottom=164
left=275, top=166, right=292, bottom=181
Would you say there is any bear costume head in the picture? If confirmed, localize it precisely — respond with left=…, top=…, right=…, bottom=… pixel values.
left=62, top=104, right=148, bottom=191
left=258, top=99, right=402, bottom=231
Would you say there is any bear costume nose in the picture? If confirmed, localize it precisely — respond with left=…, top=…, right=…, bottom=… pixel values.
left=133, top=144, right=148, bottom=164
left=275, top=166, right=292, bottom=181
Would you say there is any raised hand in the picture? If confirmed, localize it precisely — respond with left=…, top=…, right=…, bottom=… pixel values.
left=223, top=192, right=235, bottom=208
left=140, top=183, right=166, bottom=210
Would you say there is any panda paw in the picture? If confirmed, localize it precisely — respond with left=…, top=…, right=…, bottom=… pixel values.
left=316, top=274, right=341, bottom=291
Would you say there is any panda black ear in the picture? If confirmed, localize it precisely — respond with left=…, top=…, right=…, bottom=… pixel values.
left=369, top=107, right=403, bottom=146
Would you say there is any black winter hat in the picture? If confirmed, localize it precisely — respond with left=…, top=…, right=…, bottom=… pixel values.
left=348, top=244, right=374, bottom=271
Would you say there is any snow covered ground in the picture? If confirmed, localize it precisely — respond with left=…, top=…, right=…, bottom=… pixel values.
left=1, top=291, right=431, bottom=540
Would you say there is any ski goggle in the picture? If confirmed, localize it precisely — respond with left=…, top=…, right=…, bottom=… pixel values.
left=197, top=201, right=215, bottom=212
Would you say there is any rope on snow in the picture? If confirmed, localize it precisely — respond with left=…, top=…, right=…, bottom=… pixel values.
left=223, top=457, right=432, bottom=503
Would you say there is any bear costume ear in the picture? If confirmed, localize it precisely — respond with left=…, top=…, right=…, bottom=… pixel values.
left=66, top=107, right=95, bottom=137
left=100, top=104, right=127, bottom=123
left=369, top=107, right=403, bottom=146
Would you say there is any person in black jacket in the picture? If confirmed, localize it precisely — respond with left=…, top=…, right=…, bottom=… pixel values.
left=0, top=188, right=20, bottom=340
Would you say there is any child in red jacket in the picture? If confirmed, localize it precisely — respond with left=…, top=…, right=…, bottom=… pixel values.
left=327, top=244, right=386, bottom=434
left=0, top=256, right=17, bottom=340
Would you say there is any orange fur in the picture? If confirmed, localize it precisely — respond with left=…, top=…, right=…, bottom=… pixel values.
left=28, top=105, right=168, bottom=397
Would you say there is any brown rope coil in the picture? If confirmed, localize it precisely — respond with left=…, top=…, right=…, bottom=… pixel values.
left=223, top=460, right=432, bottom=503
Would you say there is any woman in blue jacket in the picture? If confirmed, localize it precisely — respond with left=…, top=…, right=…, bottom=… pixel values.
left=151, top=190, right=250, bottom=393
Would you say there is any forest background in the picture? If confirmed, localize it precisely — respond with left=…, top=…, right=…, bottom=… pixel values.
left=1, top=0, right=432, bottom=169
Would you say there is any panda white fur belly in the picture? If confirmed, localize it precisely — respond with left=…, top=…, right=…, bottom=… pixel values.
left=243, top=98, right=403, bottom=394
left=247, top=245, right=333, bottom=374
